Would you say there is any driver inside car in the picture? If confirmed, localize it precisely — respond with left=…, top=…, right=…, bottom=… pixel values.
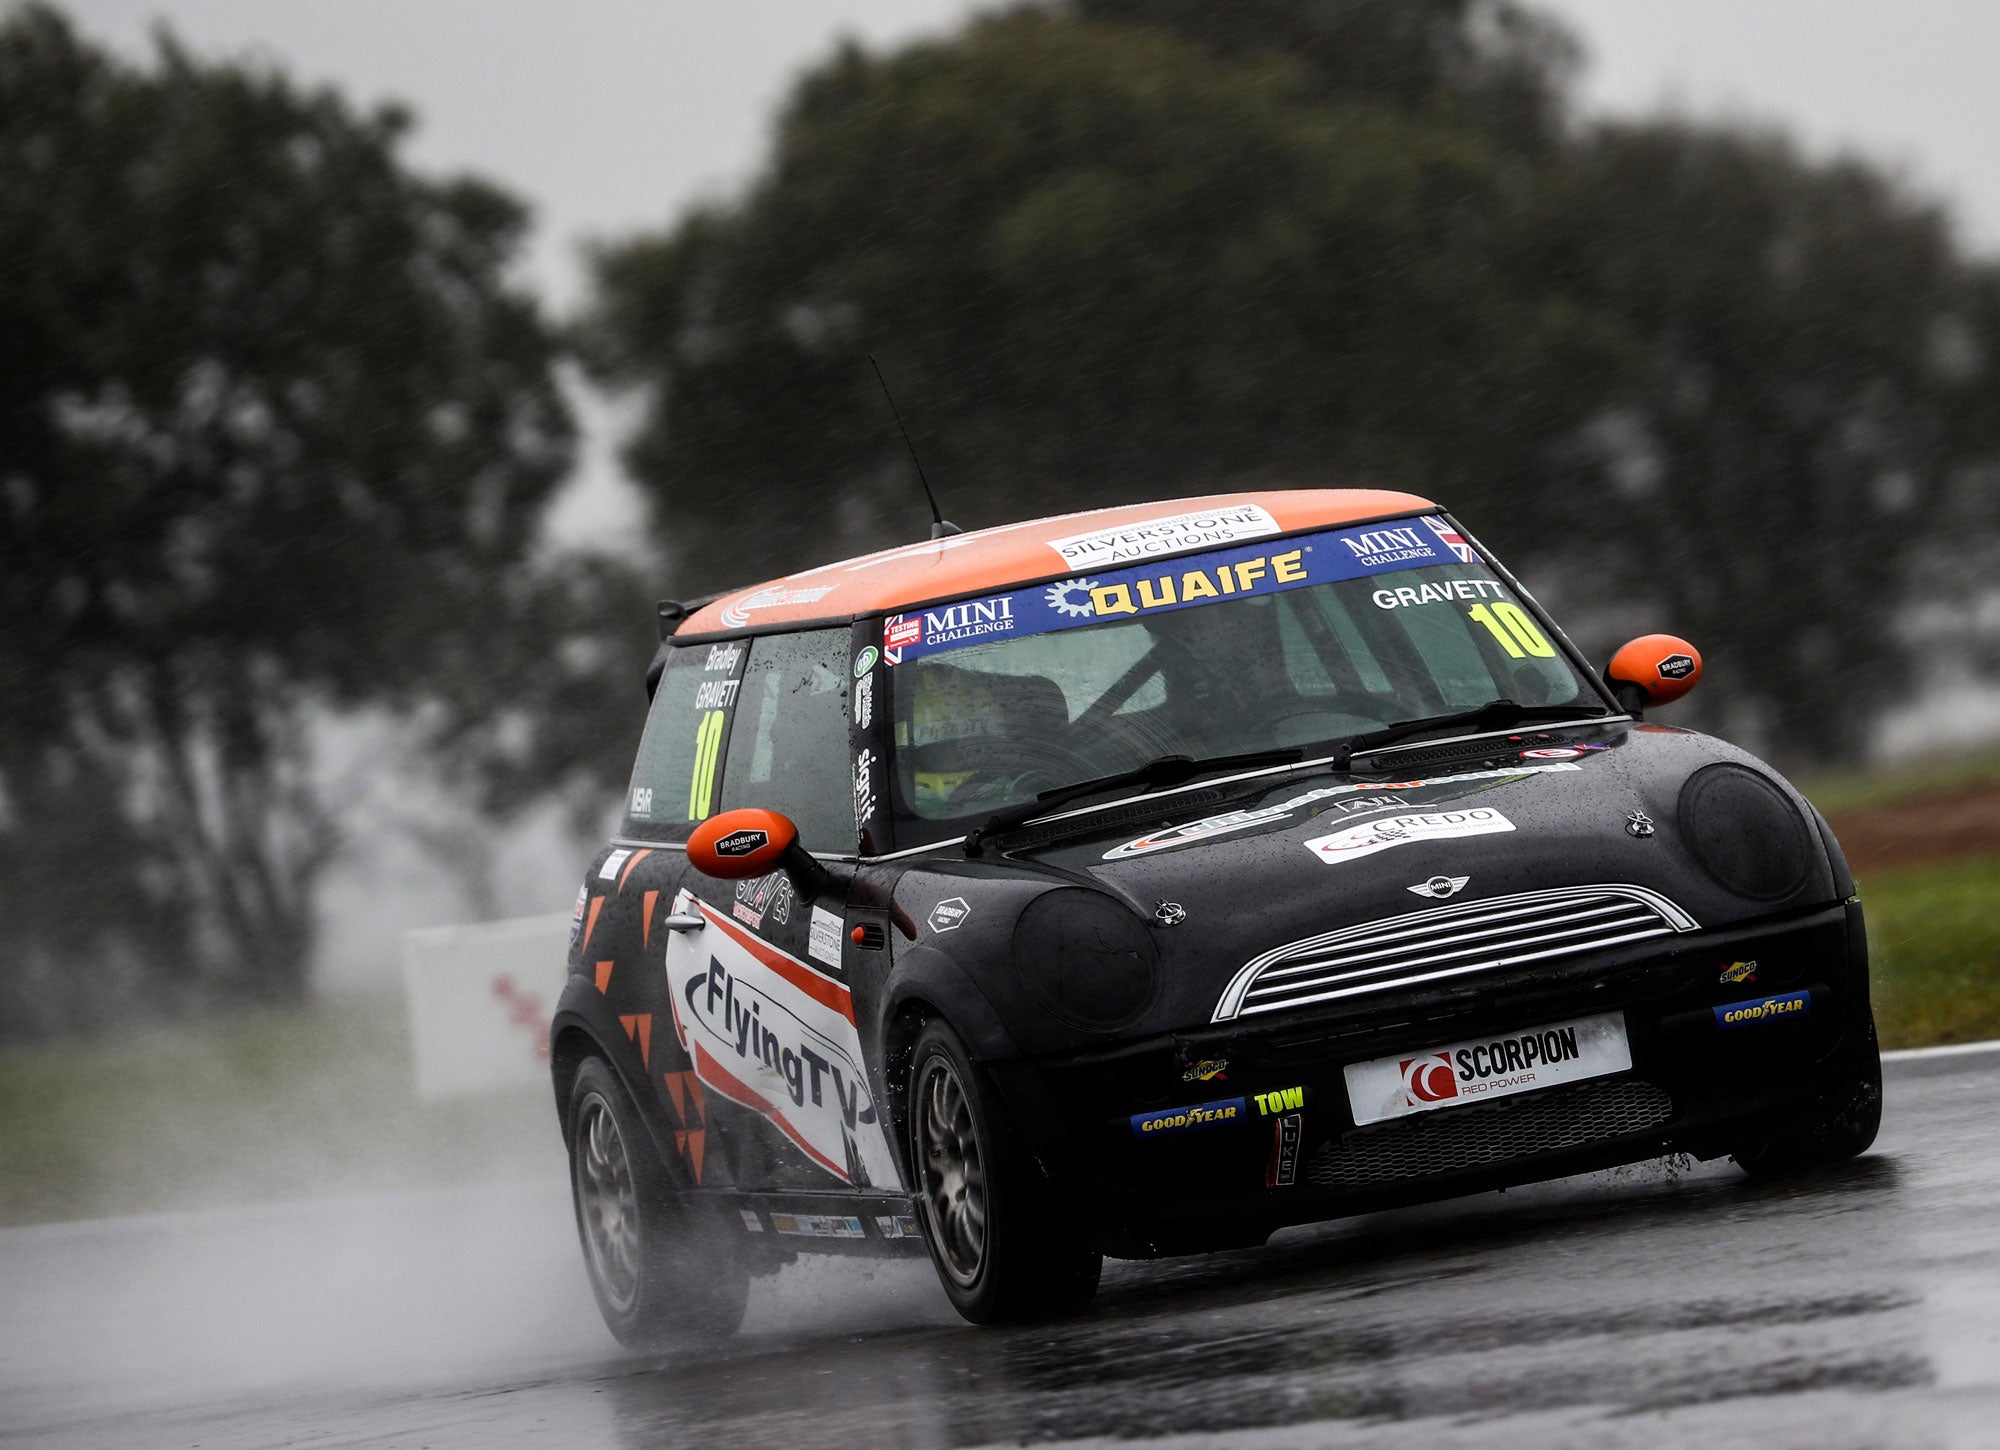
left=899, top=660, right=1071, bottom=818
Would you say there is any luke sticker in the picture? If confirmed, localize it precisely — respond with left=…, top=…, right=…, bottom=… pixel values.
left=1303, top=808, right=1514, bottom=863
left=663, top=891, right=901, bottom=1189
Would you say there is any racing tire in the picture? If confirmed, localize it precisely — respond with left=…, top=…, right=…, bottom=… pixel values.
left=566, top=1055, right=748, bottom=1351
left=1733, top=1013, right=1883, bottom=1178
left=907, top=1020, right=1103, bottom=1325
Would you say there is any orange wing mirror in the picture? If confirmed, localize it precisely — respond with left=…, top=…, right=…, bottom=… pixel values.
left=1603, top=634, right=1702, bottom=717
left=686, top=808, right=830, bottom=900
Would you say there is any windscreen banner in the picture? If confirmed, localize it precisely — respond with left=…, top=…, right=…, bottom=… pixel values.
left=881, top=515, right=1479, bottom=665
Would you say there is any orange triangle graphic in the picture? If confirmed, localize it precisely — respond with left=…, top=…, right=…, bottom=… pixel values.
left=634, top=1015, right=652, bottom=1069
left=685, top=1073, right=706, bottom=1126
left=641, top=890, right=658, bottom=948
left=619, top=1014, right=638, bottom=1041
left=687, top=1129, right=706, bottom=1183
left=594, top=960, right=614, bottom=994
left=581, top=896, right=604, bottom=952
left=664, top=1071, right=686, bottom=1120
left=617, top=848, right=653, bottom=892
left=674, top=1128, right=687, bottom=1158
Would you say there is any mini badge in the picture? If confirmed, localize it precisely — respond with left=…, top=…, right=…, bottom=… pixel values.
left=1408, top=874, right=1469, bottom=900
left=1626, top=810, right=1656, bottom=838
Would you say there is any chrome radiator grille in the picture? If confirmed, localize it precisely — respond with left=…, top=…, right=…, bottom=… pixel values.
left=1212, top=884, right=1698, bottom=1022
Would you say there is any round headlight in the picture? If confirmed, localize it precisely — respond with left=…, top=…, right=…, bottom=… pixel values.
left=1677, top=763, right=1814, bottom=902
left=1011, top=889, right=1159, bottom=1032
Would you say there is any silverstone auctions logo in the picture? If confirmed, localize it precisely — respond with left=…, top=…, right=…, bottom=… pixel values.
left=1048, top=504, right=1279, bottom=570
left=1305, top=808, right=1515, bottom=863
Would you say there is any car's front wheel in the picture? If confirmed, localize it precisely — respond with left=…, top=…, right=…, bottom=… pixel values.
left=907, top=1020, right=1102, bottom=1324
left=1733, top=1014, right=1883, bottom=1178
left=567, top=1055, right=747, bottom=1350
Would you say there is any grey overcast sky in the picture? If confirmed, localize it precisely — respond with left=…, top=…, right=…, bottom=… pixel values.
left=51, top=1, right=2000, bottom=543
left=59, top=0, right=2000, bottom=312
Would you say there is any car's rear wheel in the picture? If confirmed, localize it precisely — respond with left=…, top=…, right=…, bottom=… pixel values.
left=907, top=1020, right=1102, bottom=1324
left=1733, top=1013, right=1883, bottom=1178
left=567, top=1055, right=747, bottom=1350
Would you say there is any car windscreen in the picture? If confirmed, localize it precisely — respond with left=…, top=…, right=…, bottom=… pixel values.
left=880, top=515, right=1600, bottom=834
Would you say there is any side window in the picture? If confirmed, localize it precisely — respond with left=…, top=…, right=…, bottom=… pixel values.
left=624, top=641, right=745, bottom=840
left=719, top=629, right=854, bottom=852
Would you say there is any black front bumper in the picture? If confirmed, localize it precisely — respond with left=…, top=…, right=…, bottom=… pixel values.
left=996, top=899, right=1873, bottom=1258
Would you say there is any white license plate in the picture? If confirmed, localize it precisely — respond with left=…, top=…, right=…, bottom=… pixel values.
left=1343, top=1012, right=1631, bottom=1126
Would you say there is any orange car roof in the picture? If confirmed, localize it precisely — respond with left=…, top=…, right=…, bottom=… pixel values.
left=679, top=488, right=1437, bottom=636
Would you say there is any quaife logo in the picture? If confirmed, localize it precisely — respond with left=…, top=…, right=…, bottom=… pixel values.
left=1714, top=991, right=1810, bottom=1029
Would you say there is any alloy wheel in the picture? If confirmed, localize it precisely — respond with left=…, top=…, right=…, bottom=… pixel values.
left=914, top=1054, right=988, bottom=1287
left=574, top=1093, right=642, bottom=1313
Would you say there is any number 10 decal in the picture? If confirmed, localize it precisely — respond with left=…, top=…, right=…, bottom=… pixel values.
left=1468, top=602, right=1556, bottom=658
left=689, top=709, right=726, bottom=818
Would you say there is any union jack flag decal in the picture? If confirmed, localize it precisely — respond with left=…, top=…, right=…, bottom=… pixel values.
left=1422, top=515, right=1477, bottom=564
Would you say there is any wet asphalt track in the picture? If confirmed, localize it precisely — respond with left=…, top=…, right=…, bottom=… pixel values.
left=4, top=1049, right=1998, bottom=1450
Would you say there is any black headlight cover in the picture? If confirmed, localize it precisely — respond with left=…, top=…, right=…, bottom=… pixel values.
left=1011, top=888, right=1160, bottom=1032
left=1677, top=762, right=1815, bottom=902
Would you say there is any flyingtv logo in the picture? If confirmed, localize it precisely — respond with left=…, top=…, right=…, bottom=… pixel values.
left=1399, top=1053, right=1459, bottom=1106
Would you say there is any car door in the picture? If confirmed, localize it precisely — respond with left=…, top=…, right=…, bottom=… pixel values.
left=659, top=627, right=901, bottom=1192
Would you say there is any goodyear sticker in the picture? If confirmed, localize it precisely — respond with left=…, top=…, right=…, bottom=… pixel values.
left=883, top=516, right=1473, bottom=665
left=1714, top=991, right=1810, bottom=1029
left=1131, top=1097, right=1247, bottom=1138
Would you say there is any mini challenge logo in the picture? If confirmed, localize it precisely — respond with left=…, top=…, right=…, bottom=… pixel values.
left=1399, top=1052, right=1459, bottom=1106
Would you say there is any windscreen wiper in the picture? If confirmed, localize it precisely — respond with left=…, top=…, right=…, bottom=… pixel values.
left=963, top=747, right=1304, bottom=856
left=1333, top=699, right=1610, bottom=770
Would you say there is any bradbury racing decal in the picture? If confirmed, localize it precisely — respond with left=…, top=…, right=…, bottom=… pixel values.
left=663, top=891, right=901, bottom=1189
left=1102, top=763, right=1580, bottom=860
left=1048, top=503, right=1280, bottom=570
left=1715, top=991, right=1810, bottom=1029
left=1131, top=1097, right=1246, bottom=1137
left=883, top=517, right=1477, bottom=667
left=1344, top=1011, right=1631, bottom=1125
left=1304, top=808, right=1514, bottom=864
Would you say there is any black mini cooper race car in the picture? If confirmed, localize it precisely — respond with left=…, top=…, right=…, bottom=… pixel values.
left=551, top=489, right=1880, bottom=1344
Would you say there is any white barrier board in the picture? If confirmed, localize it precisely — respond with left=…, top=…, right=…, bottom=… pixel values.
left=401, top=913, right=570, bottom=1100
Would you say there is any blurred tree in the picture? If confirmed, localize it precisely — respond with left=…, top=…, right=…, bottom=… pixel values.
left=1072, top=0, right=1579, bottom=153
left=1537, top=124, right=2000, bottom=762
left=0, top=6, right=576, bottom=1032
left=581, top=0, right=2000, bottom=765
left=582, top=7, right=1618, bottom=598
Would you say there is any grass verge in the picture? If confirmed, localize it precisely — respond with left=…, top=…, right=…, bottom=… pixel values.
left=0, top=993, right=559, bottom=1228
left=1860, top=854, right=2000, bottom=1051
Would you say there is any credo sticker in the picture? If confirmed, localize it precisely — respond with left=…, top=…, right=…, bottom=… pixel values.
left=1104, top=763, right=1578, bottom=860
left=1304, top=809, right=1514, bottom=863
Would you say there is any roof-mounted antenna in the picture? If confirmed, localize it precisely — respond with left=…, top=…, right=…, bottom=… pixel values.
left=869, top=354, right=960, bottom=540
